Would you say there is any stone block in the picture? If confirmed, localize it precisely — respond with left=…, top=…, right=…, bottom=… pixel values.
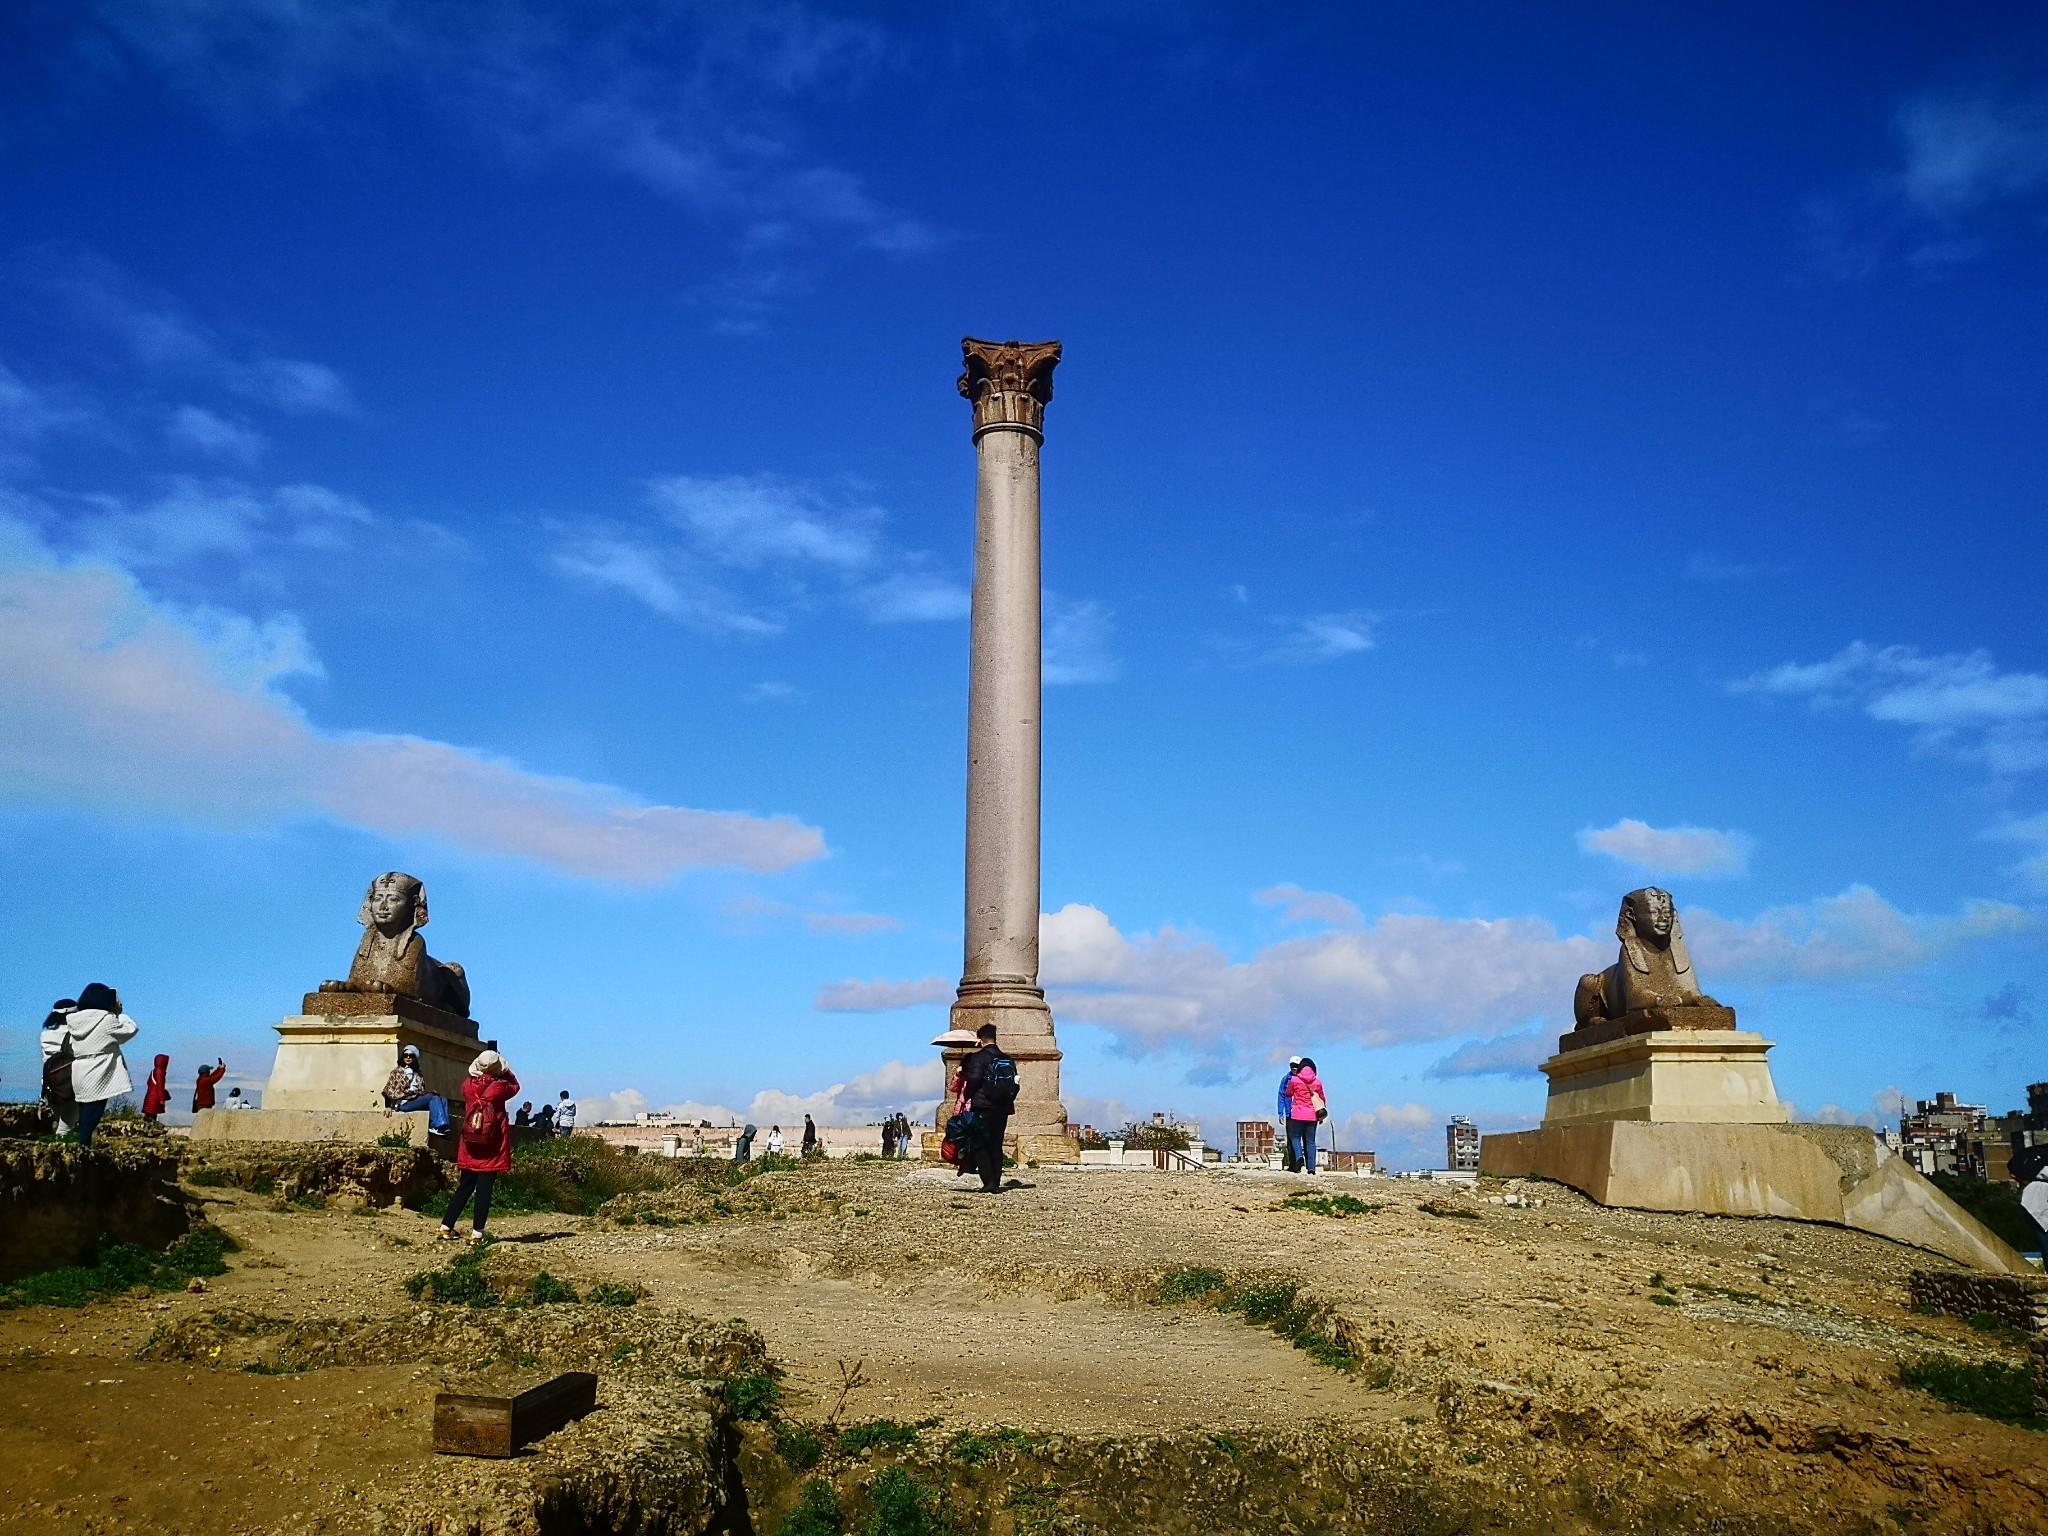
left=190, top=1108, right=434, bottom=1146
left=1481, top=1121, right=2034, bottom=1274
left=1539, top=1029, right=1787, bottom=1129
left=260, top=1012, right=481, bottom=1114
left=1907, top=1270, right=2048, bottom=1332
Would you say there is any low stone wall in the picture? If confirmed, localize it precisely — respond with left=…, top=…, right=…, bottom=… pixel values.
left=0, top=1139, right=191, bottom=1282
left=177, top=1141, right=445, bottom=1208
left=1907, top=1269, right=2048, bottom=1332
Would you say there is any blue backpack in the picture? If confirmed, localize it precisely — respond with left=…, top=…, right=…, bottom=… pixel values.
left=984, top=1052, right=1020, bottom=1111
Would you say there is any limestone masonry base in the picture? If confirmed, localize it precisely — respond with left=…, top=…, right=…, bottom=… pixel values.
left=1539, top=1028, right=1787, bottom=1128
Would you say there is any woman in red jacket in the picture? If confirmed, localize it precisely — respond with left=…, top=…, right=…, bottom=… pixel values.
left=440, top=1050, right=520, bottom=1243
left=140, top=1054, right=171, bottom=1122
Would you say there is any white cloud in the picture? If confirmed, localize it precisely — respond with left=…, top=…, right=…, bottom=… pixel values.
left=804, top=911, right=905, bottom=936
left=1270, top=610, right=1376, bottom=664
left=10, top=475, right=378, bottom=572
left=1253, top=883, right=1364, bottom=928
left=1043, top=594, right=1119, bottom=685
left=0, top=360, right=98, bottom=449
left=554, top=474, right=965, bottom=636
left=166, top=405, right=266, bottom=463
left=587, top=1057, right=946, bottom=1130
left=1738, top=641, right=2048, bottom=773
left=1988, top=814, right=2048, bottom=890
left=1335, top=1104, right=1442, bottom=1169
left=1428, top=1029, right=1551, bottom=1079
left=814, top=975, right=953, bottom=1012
left=0, top=525, right=826, bottom=882
left=1578, top=818, right=1754, bottom=878
left=1684, top=885, right=2030, bottom=987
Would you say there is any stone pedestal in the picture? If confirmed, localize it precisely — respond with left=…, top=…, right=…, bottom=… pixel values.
left=193, top=993, right=481, bottom=1144
left=1539, top=1027, right=1788, bottom=1130
left=949, top=337, right=1075, bottom=1163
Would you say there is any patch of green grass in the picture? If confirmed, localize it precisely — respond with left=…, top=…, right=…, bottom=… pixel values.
left=527, top=1271, right=578, bottom=1305
left=184, top=1168, right=231, bottom=1187
left=1153, top=1265, right=1227, bottom=1304
left=0, top=1227, right=237, bottom=1310
left=726, top=1372, right=782, bottom=1421
left=288, top=1190, right=327, bottom=1209
left=776, top=1477, right=843, bottom=1536
left=609, top=1341, right=636, bottom=1363
left=1208, top=1432, right=1239, bottom=1456
left=375, top=1131, right=413, bottom=1149
left=948, top=1426, right=1041, bottom=1464
left=248, top=1173, right=275, bottom=1197
left=1963, top=1312, right=2032, bottom=1347
left=1928, top=1171, right=2039, bottom=1255
left=1650, top=1293, right=1679, bottom=1307
left=837, top=1417, right=938, bottom=1455
left=1278, top=1192, right=1385, bottom=1218
left=494, top=1135, right=679, bottom=1215
left=862, top=1465, right=957, bottom=1536
left=1898, top=1355, right=2043, bottom=1426
left=1418, top=1200, right=1478, bottom=1220
left=1691, top=1281, right=1764, bottom=1305
left=1648, top=1271, right=1668, bottom=1289
left=586, top=1281, right=639, bottom=1307
left=402, top=1245, right=498, bottom=1308
left=242, top=1355, right=308, bottom=1375
left=772, top=1419, right=825, bottom=1470
left=1002, top=1476, right=1065, bottom=1536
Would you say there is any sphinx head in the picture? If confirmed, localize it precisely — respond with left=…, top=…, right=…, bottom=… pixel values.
left=1617, top=887, right=1693, bottom=976
left=359, top=872, right=428, bottom=935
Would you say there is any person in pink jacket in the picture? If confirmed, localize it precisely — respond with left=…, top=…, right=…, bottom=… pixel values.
left=1285, top=1056, right=1326, bottom=1175
left=440, top=1050, right=520, bottom=1243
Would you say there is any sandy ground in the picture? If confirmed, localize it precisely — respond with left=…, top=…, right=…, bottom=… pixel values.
left=1, top=1161, right=2042, bottom=1533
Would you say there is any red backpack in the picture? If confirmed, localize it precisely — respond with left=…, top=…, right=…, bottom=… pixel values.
left=462, top=1088, right=507, bottom=1157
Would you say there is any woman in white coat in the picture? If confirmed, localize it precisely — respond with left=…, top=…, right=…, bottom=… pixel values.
left=46, top=982, right=138, bottom=1146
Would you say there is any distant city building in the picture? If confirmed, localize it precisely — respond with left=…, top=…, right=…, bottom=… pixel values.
left=1237, top=1119, right=1278, bottom=1163
left=1446, top=1115, right=1480, bottom=1172
left=1325, top=1149, right=1377, bottom=1174
left=1900, top=1092, right=1988, bottom=1178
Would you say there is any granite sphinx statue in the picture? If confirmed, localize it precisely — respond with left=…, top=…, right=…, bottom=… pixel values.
left=317, top=872, right=471, bottom=1019
left=1572, top=887, right=1719, bottom=1031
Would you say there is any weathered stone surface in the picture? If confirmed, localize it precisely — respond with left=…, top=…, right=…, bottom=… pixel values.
left=0, top=1139, right=191, bottom=1281
left=190, top=1107, right=437, bottom=1148
left=178, top=1140, right=445, bottom=1206
left=300, top=990, right=476, bottom=1034
left=253, top=1010, right=479, bottom=1116
left=1481, top=1121, right=2035, bottom=1273
left=1555, top=1002, right=1739, bottom=1053
left=1539, top=1028, right=1787, bottom=1127
left=1907, top=1268, right=2048, bottom=1332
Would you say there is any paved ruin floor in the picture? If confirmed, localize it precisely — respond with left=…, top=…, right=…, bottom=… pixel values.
left=1, top=1160, right=2043, bottom=1533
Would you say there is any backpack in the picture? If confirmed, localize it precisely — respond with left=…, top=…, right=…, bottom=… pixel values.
left=983, top=1053, right=1020, bottom=1112
left=462, top=1090, right=506, bottom=1157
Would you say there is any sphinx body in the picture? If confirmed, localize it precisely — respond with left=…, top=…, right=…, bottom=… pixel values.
left=318, top=872, right=471, bottom=1018
left=1572, top=886, right=1717, bottom=1030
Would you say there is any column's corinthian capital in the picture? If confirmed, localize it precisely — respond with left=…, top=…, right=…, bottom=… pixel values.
left=958, top=337, right=1062, bottom=439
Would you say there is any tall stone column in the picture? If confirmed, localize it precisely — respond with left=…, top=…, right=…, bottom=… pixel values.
left=951, top=337, right=1077, bottom=1165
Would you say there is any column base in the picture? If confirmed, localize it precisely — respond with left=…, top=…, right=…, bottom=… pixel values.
left=948, top=980, right=1074, bottom=1161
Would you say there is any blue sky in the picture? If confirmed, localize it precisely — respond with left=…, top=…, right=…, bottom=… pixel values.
left=1, top=3, right=2044, bottom=1165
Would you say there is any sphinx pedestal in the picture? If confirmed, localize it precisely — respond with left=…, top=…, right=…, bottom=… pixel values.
left=1481, top=1010, right=2030, bottom=1274
left=190, top=993, right=480, bottom=1147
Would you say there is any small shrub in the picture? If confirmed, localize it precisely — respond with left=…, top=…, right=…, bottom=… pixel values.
left=1964, top=1312, right=2031, bottom=1346
left=587, top=1281, right=639, bottom=1307
left=773, top=1419, right=825, bottom=1470
left=288, top=1190, right=327, bottom=1210
left=376, top=1131, right=413, bottom=1149
left=1898, top=1355, right=2043, bottom=1426
left=777, top=1478, right=843, bottom=1536
left=1650, top=1293, right=1679, bottom=1307
left=726, top=1372, right=781, bottom=1421
left=184, top=1168, right=230, bottom=1187
left=1928, top=1171, right=2039, bottom=1254
left=1648, top=1272, right=1667, bottom=1289
left=403, top=1246, right=498, bottom=1308
left=527, top=1272, right=579, bottom=1305
left=1418, top=1200, right=1478, bottom=1220
left=837, top=1417, right=936, bottom=1456
left=1278, top=1192, right=1383, bottom=1218
left=0, top=1227, right=238, bottom=1310
left=248, top=1174, right=275, bottom=1197
left=862, top=1464, right=954, bottom=1536
left=1154, top=1266, right=1226, bottom=1304
left=242, top=1355, right=307, bottom=1375
left=1209, top=1432, right=1239, bottom=1456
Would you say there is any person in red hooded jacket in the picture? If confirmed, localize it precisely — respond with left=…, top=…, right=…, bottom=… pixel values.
left=140, top=1054, right=171, bottom=1122
left=440, top=1050, right=520, bottom=1243
left=192, top=1059, right=226, bottom=1114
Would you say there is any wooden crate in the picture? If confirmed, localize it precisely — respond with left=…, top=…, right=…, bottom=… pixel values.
left=433, top=1372, right=598, bottom=1457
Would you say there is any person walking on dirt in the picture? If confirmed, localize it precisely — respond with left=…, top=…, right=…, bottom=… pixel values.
left=881, top=1117, right=897, bottom=1158
left=47, top=983, right=138, bottom=1147
left=441, top=1050, right=519, bottom=1243
left=801, top=1114, right=818, bottom=1156
left=192, top=1058, right=226, bottom=1114
left=733, top=1123, right=757, bottom=1162
left=1285, top=1056, right=1327, bottom=1176
left=960, top=1023, right=1022, bottom=1194
left=140, top=1054, right=171, bottom=1123
left=1277, top=1056, right=1303, bottom=1170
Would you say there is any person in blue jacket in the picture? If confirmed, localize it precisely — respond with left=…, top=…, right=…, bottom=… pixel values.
left=1277, top=1056, right=1302, bottom=1170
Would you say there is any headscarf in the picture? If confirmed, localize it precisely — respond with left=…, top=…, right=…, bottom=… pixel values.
left=469, top=1049, right=504, bottom=1077
left=42, top=1000, right=77, bottom=1031
left=75, top=982, right=120, bottom=1013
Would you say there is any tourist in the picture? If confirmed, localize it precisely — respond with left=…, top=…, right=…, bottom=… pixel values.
left=881, top=1118, right=897, bottom=1158
left=441, top=1049, right=520, bottom=1243
left=192, top=1058, right=226, bottom=1114
left=766, top=1124, right=785, bottom=1156
left=140, top=1054, right=171, bottom=1123
left=733, top=1123, right=757, bottom=1162
left=39, top=1000, right=78, bottom=1133
left=960, top=1023, right=1021, bottom=1194
left=515, top=1102, right=532, bottom=1128
left=1277, top=1056, right=1303, bottom=1171
left=532, top=1100, right=555, bottom=1136
left=380, top=1045, right=449, bottom=1132
left=1285, top=1056, right=1326, bottom=1175
left=895, top=1112, right=914, bottom=1158
left=802, top=1114, right=818, bottom=1156
left=554, top=1090, right=577, bottom=1137
left=47, top=983, right=138, bottom=1147
left=227, top=1087, right=254, bottom=1109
